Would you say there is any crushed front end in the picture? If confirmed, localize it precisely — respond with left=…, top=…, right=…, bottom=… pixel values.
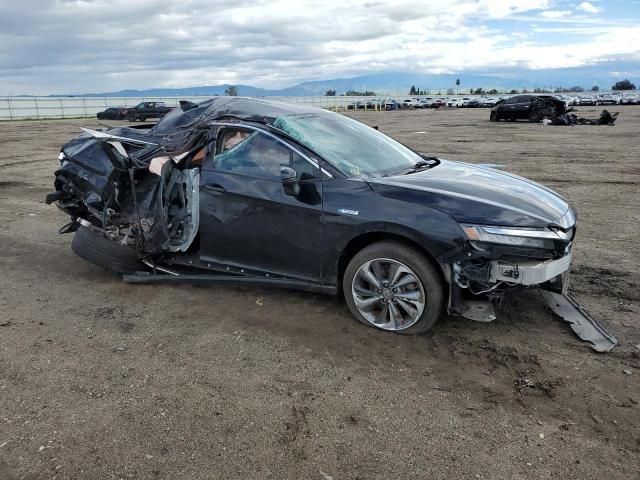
left=439, top=212, right=617, bottom=351
left=441, top=211, right=576, bottom=322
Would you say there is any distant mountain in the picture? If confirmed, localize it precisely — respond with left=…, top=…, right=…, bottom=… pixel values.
left=63, top=84, right=284, bottom=98
left=52, top=66, right=635, bottom=97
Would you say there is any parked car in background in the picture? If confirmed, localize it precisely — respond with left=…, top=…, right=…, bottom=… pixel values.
left=430, top=98, right=446, bottom=108
left=577, top=95, right=596, bottom=106
left=478, top=97, right=498, bottom=107
left=620, top=94, right=639, bottom=105
left=125, top=102, right=174, bottom=122
left=490, top=95, right=566, bottom=122
left=447, top=98, right=464, bottom=107
left=401, top=98, right=421, bottom=108
left=96, top=107, right=127, bottom=120
left=384, top=99, right=399, bottom=110
left=596, top=94, right=618, bottom=105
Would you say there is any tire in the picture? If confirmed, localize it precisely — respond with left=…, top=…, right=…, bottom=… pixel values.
left=72, top=225, right=142, bottom=274
left=528, top=110, right=542, bottom=123
left=489, top=111, right=498, bottom=122
left=342, top=241, right=444, bottom=335
left=127, top=115, right=136, bottom=122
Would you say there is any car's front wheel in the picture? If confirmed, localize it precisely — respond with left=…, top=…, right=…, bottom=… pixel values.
left=72, top=225, right=142, bottom=274
left=343, top=241, right=444, bottom=335
left=490, top=111, right=498, bottom=122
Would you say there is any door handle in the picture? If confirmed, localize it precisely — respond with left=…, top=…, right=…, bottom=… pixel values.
left=203, top=184, right=227, bottom=194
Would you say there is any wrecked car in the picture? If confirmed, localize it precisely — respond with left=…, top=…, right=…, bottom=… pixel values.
left=490, top=95, right=567, bottom=122
left=96, top=107, right=127, bottom=120
left=46, top=97, right=612, bottom=346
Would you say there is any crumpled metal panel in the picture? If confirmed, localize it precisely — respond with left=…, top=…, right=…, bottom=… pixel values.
left=542, top=291, right=618, bottom=352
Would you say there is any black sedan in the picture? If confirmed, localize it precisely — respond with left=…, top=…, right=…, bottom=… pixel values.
left=47, top=97, right=577, bottom=335
left=490, top=95, right=566, bottom=122
left=96, top=107, right=127, bottom=120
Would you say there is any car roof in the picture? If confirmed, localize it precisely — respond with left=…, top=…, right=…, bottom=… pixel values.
left=150, top=96, right=333, bottom=134
left=195, top=97, right=325, bottom=122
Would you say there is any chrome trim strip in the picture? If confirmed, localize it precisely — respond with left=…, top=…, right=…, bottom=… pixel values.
left=480, top=226, right=563, bottom=239
left=209, top=121, right=333, bottom=178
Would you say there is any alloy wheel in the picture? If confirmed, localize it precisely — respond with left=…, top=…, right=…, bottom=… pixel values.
left=351, top=258, right=426, bottom=331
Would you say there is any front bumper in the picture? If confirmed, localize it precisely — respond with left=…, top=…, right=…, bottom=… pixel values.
left=489, top=253, right=571, bottom=286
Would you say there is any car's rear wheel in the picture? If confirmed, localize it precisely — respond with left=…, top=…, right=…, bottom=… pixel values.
left=528, top=110, right=543, bottom=123
left=72, top=225, right=142, bottom=274
left=343, top=241, right=444, bottom=335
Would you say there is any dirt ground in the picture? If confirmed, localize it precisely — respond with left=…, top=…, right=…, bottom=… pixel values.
left=0, top=106, right=639, bottom=480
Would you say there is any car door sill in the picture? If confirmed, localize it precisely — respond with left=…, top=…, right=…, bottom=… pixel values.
left=122, top=272, right=337, bottom=295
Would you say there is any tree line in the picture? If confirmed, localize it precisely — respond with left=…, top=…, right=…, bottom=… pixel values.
left=222, top=79, right=636, bottom=97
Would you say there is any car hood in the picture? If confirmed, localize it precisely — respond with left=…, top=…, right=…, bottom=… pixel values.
left=367, top=159, right=573, bottom=228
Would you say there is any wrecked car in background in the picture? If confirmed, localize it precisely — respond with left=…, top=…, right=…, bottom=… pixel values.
left=96, top=107, right=127, bottom=120
left=46, top=97, right=616, bottom=350
left=490, top=95, right=567, bottom=122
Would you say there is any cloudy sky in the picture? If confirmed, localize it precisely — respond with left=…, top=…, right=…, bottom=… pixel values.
left=1, top=0, right=639, bottom=95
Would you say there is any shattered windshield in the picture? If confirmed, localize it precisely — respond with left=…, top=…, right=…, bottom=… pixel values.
left=273, top=113, right=426, bottom=177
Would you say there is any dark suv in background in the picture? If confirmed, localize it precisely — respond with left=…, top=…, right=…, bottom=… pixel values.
left=490, top=95, right=566, bottom=122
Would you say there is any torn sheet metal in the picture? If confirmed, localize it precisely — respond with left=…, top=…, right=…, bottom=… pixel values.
left=541, top=291, right=618, bottom=352
left=79, top=127, right=160, bottom=145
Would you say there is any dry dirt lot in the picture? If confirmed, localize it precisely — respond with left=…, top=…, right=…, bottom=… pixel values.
left=0, top=107, right=639, bottom=480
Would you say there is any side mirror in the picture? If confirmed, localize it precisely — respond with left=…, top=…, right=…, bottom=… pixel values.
left=280, top=166, right=300, bottom=197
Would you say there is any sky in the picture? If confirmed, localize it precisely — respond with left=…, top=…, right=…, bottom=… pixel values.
left=1, top=0, right=639, bottom=95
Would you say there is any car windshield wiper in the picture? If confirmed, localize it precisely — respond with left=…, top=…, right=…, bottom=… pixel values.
left=401, top=158, right=438, bottom=175
left=370, top=157, right=439, bottom=178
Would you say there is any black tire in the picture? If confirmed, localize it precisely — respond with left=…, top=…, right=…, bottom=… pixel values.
left=72, top=225, right=142, bottom=274
left=528, top=110, right=542, bottom=123
left=490, top=111, right=498, bottom=122
left=127, top=115, right=136, bottom=122
left=342, top=241, right=444, bottom=335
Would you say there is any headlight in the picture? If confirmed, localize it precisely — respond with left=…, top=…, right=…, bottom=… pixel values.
left=462, top=224, right=559, bottom=249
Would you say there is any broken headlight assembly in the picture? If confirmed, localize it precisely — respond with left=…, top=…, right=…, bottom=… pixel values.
left=461, top=224, right=560, bottom=250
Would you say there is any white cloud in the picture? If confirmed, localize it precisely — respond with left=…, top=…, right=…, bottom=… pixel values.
left=578, top=2, right=601, bottom=14
left=0, top=0, right=634, bottom=94
left=540, top=9, right=572, bottom=18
